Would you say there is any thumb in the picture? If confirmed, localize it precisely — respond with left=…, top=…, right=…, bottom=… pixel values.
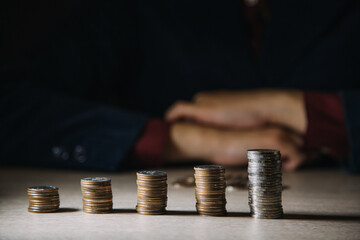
left=280, top=144, right=306, bottom=171
left=165, top=101, right=218, bottom=124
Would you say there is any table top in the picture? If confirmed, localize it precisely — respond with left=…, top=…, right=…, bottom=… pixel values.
left=0, top=167, right=359, bottom=240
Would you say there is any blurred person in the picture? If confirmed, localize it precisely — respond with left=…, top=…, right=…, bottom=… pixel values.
left=0, top=0, right=358, bottom=172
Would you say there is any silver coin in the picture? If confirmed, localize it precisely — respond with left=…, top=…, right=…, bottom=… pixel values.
left=248, top=149, right=283, bottom=219
left=81, top=177, right=111, bottom=182
left=28, top=186, right=58, bottom=191
left=248, top=149, right=280, bottom=154
left=194, top=165, right=225, bottom=170
left=137, top=170, right=167, bottom=176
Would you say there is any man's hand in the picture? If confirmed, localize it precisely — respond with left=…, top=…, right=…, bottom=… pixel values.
left=163, top=122, right=306, bottom=171
left=166, top=89, right=307, bottom=134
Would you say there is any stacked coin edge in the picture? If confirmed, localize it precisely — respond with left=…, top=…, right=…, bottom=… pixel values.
left=27, top=186, right=60, bottom=213
left=248, top=149, right=283, bottom=219
left=81, top=177, right=113, bottom=214
left=136, top=170, right=168, bottom=215
left=194, top=165, right=227, bottom=216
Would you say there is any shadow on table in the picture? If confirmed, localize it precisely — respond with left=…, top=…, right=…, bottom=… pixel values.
left=227, top=212, right=251, bottom=217
left=111, top=209, right=198, bottom=215
left=108, top=209, right=360, bottom=221
left=166, top=210, right=198, bottom=216
left=111, top=209, right=137, bottom=214
left=110, top=209, right=210, bottom=216
left=283, top=213, right=360, bottom=222
left=56, top=208, right=79, bottom=213
left=165, top=211, right=360, bottom=221
left=228, top=212, right=360, bottom=221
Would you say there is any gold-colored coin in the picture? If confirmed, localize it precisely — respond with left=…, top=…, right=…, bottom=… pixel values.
left=80, top=177, right=113, bottom=214
left=194, top=165, right=227, bottom=216
left=27, top=186, right=60, bottom=213
left=136, top=170, right=167, bottom=215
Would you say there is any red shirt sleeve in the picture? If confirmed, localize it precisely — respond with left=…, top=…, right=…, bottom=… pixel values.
left=304, top=92, right=349, bottom=160
left=133, top=119, right=170, bottom=167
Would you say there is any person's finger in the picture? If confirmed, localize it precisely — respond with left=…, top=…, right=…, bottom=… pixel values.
left=265, top=128, right=305, bottom=170
left=280, top=143, right=305, bottom=171
left=165, top=101, right=221, bottom=125
left=165, top=101, right=197, bottom=121
left=283, top=130, right=304, bottom=147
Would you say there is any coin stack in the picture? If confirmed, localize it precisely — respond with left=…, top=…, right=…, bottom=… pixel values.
left=80, top=177, right=113, bottom=214
left=27, top=186, right=60, bottom=213
left=136, top=170, right=167, bottom=215
left=194, top=165, right=227, bottom=216
left=247, top=149, right=283, bottom=219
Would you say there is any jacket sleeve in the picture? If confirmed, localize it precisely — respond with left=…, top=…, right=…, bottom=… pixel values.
left=0, top=1, right=147, bottom=171
left=0, top=75, right=147, bottom=171
left=340, top=91, right=360, bottom=173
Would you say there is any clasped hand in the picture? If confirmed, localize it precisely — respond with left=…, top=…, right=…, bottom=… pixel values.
left=163, top=89, right=307, bottom=171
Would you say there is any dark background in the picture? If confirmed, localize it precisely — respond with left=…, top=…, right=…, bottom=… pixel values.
left=1, top=0, right=82, bottom=67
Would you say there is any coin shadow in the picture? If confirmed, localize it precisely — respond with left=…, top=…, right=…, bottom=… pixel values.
left=165, top=210, right=198, bottom=216
left=111, top=209, right=197, bottom=215
left=56, top=208, right=79, bottom=213
left=111, top=208, right=137, bottom=214
left=227, top=212, right=251, bottom=217
left=166, top=211, right=251, bottom=217
left=283, top=213, right=360, bottom=222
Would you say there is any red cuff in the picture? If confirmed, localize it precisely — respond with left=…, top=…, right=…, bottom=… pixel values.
left=304, top=92, right=349, bottom=159
left=133, top=119, right=170, bottom=167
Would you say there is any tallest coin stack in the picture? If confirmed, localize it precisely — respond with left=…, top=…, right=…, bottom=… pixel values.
left=247, top=149, right=283, bottom=219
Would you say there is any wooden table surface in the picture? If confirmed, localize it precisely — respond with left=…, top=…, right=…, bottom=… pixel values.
left=0, top=167, right=359, bottom=240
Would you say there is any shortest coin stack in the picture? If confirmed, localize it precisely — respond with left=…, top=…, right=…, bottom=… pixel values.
left=194, top=165, right=227, bottom=216
left=136, top=170, right=168, bottom=215
left=27, top=186, right=60, bottom=213
left=81, top=177, right=113, bottom=214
